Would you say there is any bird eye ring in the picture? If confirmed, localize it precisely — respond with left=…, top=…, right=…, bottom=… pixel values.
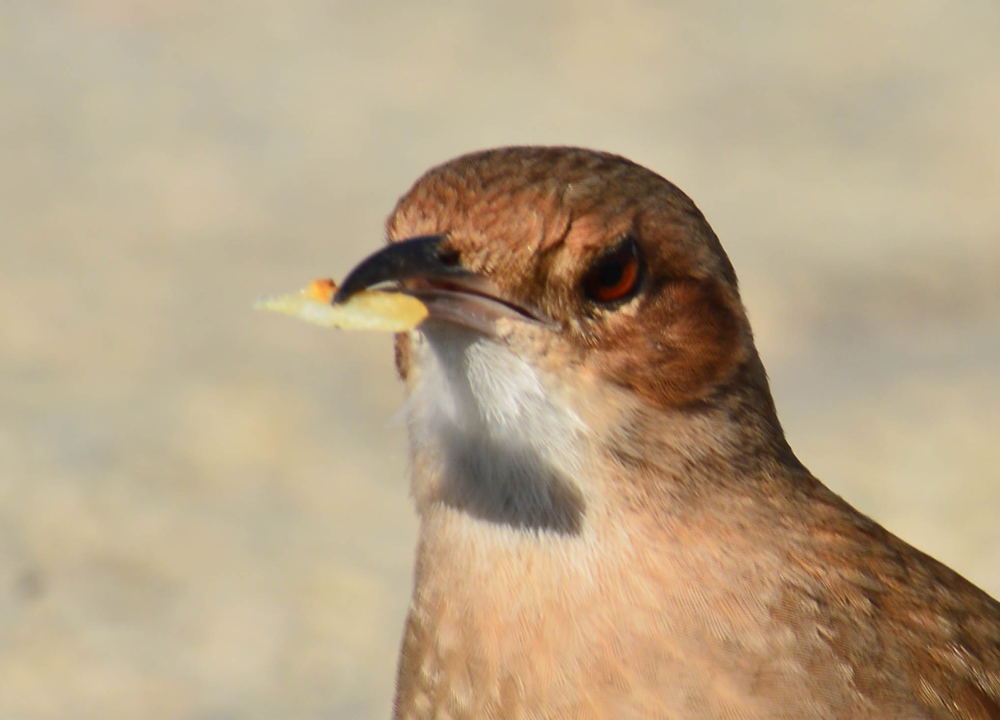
left=583, top=236, right=642, bottom=304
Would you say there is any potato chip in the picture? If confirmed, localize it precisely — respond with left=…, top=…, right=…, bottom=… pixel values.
left=255, top=278, right=428, bottom=332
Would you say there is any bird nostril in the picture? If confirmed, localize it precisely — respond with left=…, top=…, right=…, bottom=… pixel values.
left=437, top=249, right=462, bottom=267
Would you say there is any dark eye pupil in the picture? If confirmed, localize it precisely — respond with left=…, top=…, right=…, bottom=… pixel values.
left=583, top=236, right=643, bottom=305
left=598, top=260, right=624, bottom=287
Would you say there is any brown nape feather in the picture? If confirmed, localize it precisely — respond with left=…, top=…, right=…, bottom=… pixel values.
left=336, top=146, right=1000, bottom=719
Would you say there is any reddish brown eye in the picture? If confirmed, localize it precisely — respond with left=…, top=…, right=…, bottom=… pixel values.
left=583, top=236, right=642, bottom=304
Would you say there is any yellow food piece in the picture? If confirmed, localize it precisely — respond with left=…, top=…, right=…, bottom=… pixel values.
left=305, top=278, right=338, bottom=303
left=255, top=279, right=428, bottom=332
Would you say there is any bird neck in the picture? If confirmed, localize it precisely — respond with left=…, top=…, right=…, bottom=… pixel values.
left=395, top=337, right=813, bottom=716
left=395, top=393, right=809, bottom=719
left=403, top=323, right=803, bottom=534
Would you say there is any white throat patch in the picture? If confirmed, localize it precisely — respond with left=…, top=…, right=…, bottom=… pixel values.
left=403, top=321, right=588, bottom=533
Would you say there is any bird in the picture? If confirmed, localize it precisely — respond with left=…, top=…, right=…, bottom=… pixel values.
left=333, top=146, right=1000, bottom=719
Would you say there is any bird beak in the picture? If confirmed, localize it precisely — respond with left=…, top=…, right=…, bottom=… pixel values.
left=334, top=235, right=468, bottom=303
left=336, top=235, right=546, bottom=335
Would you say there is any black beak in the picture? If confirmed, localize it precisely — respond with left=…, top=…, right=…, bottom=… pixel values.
left=334, top=235, right=469, bottom=303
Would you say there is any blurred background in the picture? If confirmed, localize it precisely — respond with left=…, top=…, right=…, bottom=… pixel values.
left=1, top=1, right=998, bottom=718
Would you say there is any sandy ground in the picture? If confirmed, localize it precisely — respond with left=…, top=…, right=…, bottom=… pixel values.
left=1, top=2, right=998, bottom=718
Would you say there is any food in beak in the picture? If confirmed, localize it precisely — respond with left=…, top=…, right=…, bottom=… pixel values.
left=255, top=278, right=428, bottom=332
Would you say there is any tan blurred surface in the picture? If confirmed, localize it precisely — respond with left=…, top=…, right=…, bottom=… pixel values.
left=1, top=2, right=998, bottom=718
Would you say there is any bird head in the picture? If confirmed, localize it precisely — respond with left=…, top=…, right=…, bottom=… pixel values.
left=336, top=147, right=796, bottom=533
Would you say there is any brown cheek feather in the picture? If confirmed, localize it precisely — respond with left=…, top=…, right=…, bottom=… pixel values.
left=597, top=278, right=745, bottom=409
left=394, top=332, right=413, bottom=382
